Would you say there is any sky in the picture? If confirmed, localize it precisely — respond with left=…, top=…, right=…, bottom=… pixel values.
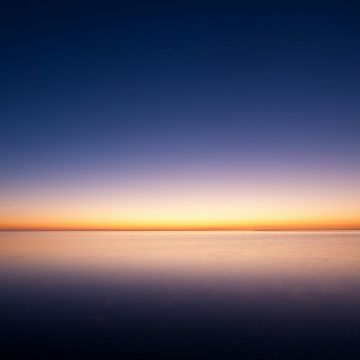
left=1, top=1, right=360, bottom=230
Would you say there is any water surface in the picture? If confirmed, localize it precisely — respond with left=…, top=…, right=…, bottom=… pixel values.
left=1, top=231, right=360, bottom=359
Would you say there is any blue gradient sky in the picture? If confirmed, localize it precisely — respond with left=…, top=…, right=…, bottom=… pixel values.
left=1, top=1, right=360, bottom=229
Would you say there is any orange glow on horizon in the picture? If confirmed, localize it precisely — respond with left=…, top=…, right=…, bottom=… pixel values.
left=1, top=218, right=360, bottom=231
left=1, top=163, right=360, bottom=231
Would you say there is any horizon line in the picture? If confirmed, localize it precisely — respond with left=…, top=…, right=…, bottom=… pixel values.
left=1, top=227, right=360, bottom=232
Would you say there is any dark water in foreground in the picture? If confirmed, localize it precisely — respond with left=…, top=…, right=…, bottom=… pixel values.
left=1, top=231, right=360, bottom=359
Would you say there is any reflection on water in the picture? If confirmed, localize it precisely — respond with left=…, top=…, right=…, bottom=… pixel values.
left=1, top=231, right=360, bottom=359
left=2, top=231, right=360, bottom=288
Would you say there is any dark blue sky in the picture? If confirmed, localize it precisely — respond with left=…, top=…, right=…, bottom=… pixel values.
left=1, top=1, right=360, bottom=190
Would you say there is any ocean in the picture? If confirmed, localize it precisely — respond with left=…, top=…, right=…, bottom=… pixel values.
left=1, top=231, right=360, bottom=359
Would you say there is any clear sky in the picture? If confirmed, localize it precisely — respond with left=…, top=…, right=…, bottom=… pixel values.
left=1, top=1, right=360, bottom=230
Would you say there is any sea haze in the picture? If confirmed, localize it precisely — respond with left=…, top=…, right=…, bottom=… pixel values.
left=1, top=230, right=360, bottom=359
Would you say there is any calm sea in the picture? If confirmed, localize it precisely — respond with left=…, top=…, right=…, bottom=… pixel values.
left=1, top=231, right=360, bottom=359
